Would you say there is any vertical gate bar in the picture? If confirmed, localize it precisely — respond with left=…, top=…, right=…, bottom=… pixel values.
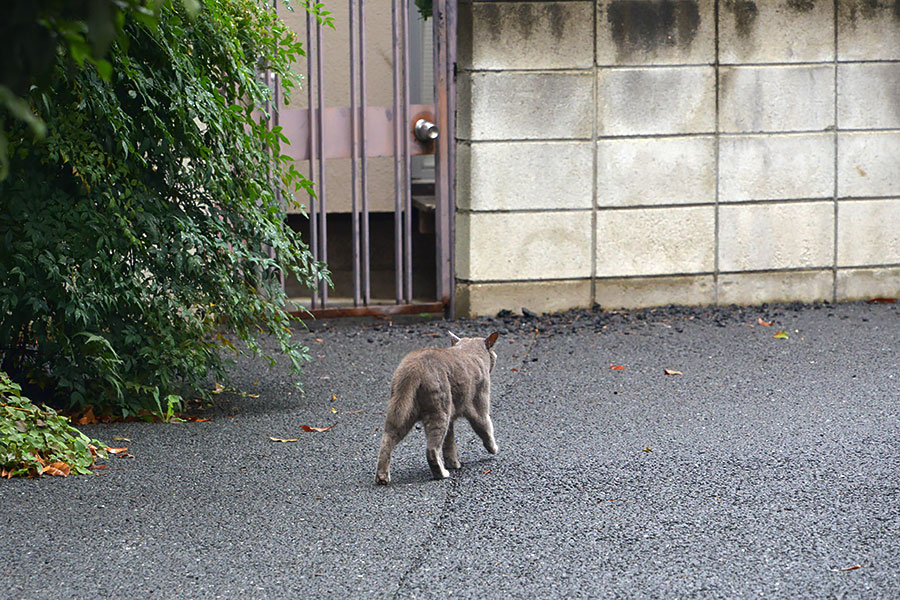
left=391, top=0, right=404, bottom=304
left=306, top=11, right=319, bottom=309
left=433, top=0, right=450, bottom=308
left=349, top=0, right=361, bottom=306
left=401, top=0, right=413, bottom=303
left=445, top=0, right=457, bottom=316
left=315, top=16, right=328, bottom=305
left=359, top=0, right=371, bottom=305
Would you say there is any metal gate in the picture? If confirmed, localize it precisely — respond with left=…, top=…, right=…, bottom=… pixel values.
left=276, top=0, right=457, bottom=318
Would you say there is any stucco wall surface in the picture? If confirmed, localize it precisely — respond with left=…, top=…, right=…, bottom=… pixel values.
left=455, top=0, right=900, bottom=316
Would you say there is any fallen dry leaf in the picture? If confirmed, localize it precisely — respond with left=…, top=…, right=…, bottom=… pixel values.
left=269, top=437, right=301, bottom=443
left=757, top=317, right=774, bottom=326
left=301, top=424, right=336, bottom=433
left=76, top=406, right=98, bottom=425
left=118, top=453, right=135, bottom=459
left=112, top=436, right=131, bottom=442
left=867, top=297, right=896, bottom=304
left=610, top=365, right=625, bottom=370
left=642, top=447, right=652, bottom=452
left=211, top=382, right=226, bottom=395
left=42, top=462, right=70, bottom=477
left=840, top=564, right=861, bottom=572
left=664, top=369, right=683, bottom=376
left=314, top=338, right=324, bottom=342
left=106, top=446, right=130, bottom=454
left=89, top=464, right=107, bottom=470
left=511, top=368, right=518, bottom=372
left=482, top=469, right=492, bottom=474
left=773, top=330, right=789, bottom=339
left=186, top=416, right=211, bottom=423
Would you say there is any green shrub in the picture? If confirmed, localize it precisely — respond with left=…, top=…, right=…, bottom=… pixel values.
left=0, top=0, right=328, bottom=416
left=0, top=370, right=108, bottom=477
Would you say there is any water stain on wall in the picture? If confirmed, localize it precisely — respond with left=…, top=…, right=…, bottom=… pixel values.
left=605, top=0, right=701, bottom=62
left=786, top=0, right=816, bottom=12
left=842, top=0, right=900, bottom=22
left=722, top=0, right=759, bottom=37
left=478, top=3, right=570, bottom=43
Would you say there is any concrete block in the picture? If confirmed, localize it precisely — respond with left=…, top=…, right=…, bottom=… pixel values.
left=458, top=142, right=593, bottom=211
left=596, top=136, right=716, bottom=207
left=458, top=72, right=594, bottom=141
left=459, top=1, right=594, bottom=70
left=838, top=132, right=900, bottom=197
left=837, top=199, right=900, bottom=266
left=596, top=0, right=715, bottom=65
left=720, top=65, right=835, bottom=133
left=719, top=202, right=835, bottom=271
left=594, top=275, right=715, bottom=309
left=718, top=270, right=834, bottom=305
left=455, top=279, right=592, bottom=317
left=836, top=267, right=900, bottom=301
left=838, top=1, right=900, bottom=61
left=719, top=0, right=834, bottom=64
left=838, top=63, right=900, bottom=130
left=595, top=206, right=715, bottom=277
left=597, top=67, right=716, bottom=135
left=456, top=211, right=593, bottom=281
left=719, top=134, right=834, bottom=202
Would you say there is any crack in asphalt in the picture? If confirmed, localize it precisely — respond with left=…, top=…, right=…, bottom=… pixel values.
left=392, top=475, right=462, bottom=597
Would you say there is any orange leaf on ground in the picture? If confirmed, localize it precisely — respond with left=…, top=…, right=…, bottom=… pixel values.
left=610, top=365, right=625, bottom=370
left=773, top=330, right=789, bottom=339
left=866, top=297, right=896, bottom=304
left=89, top=464, right=107, bottom=470
left=510, top=368, right=518, bottom=372
left=840, top=564, right=861, bottom=571
left=106, top=446, right=129, bottom=454
left=301, top=424, right=336, bottom=433
left=757, top=317, right=774, bottom=326
left=77, top=407, right=98, bottom=425
left=42, top=462, right=70, bottom=477
left=664, top=369, right=683, bottom=376
left=118, top=453, right=135, bottom=459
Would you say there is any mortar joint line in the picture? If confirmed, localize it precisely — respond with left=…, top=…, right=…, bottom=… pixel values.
left=713, top=0, right=721, bottom=306
left=832, top=0, right=840, bottom=303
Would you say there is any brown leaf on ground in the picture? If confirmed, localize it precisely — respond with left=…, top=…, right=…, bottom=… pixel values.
left=76, top=406, right=98, bottom=425
left=757, top=317, right=774, bottom=326
left=300, top=424, right=336, bottom=433
left=664, top=369, right=683, bottom=376
left=106, top=446, right=129, bottom=454
left=118, top=453, right=135, bottom=459
left=89, top=464, right=107, bottom=470
left=867, top=297, right=896, bottom=304
left=610, top=365, right=625, bottom=370
left=840, top=564, right=861, bottom=571
left=112, top=436, right=131, bottom=442
left=269, top=437, right=301, bottom=442
left=42, top=462, right=70, bottom=477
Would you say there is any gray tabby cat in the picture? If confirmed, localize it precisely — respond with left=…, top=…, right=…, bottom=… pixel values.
left=375, top=331, right=500, bottom=485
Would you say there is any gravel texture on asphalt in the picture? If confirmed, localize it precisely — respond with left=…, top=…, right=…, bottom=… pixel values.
left=2, top=301, right=899, bottom=599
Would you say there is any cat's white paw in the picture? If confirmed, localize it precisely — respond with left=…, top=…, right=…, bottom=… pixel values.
left=446, top=458, right=461, bottom=469
left=487, top=441, right=498, bottom=454
left=376, top=473, right=390, bottom=485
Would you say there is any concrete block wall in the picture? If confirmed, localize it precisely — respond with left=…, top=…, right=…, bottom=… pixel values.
left=454, top=0, right=900, bottom=316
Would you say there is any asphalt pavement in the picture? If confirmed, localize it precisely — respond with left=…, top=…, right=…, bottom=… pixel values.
left=2, top=301, right=899, bottom=599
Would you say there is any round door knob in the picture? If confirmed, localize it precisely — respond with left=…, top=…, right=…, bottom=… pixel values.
left=414, top=119, right=439, bottom=142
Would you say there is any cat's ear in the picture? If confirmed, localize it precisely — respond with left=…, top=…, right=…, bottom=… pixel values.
left=485, top=332, right=499, bottom=349
left=448, top=331, right=461, bottom=346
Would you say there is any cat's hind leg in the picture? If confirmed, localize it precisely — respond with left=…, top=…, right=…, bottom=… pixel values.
left=467, top=413, right=498, bottom=455
left=442, top=420, right=461, bottom=470
left=424, top=413, right=451, bottom=480
left=376, top=415, right=415, bottom=485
